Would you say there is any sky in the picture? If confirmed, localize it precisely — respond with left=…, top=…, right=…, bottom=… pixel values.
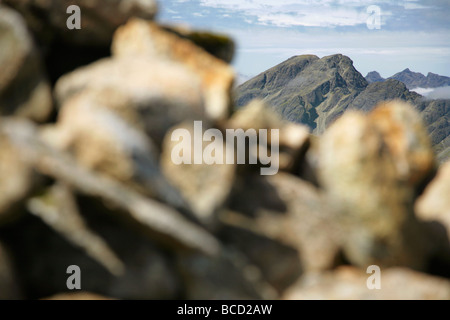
left=157, top=0, right=450, bottom=80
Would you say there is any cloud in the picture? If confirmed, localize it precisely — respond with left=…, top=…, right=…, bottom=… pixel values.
left=158, top=0, right=450, bottom=79
left=412, top=86, right=450, bottom=100
left=411, top=87, right=436, bottom=95
left=229, top=26, right=450, bottom=77
left=422, top=86, right=450, bottom=100
left=198, top=0, right=375, bottom=27
left=195, top=0, right=448, bottom=30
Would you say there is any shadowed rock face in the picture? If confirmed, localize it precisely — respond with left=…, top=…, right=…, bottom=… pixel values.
left=318, top=101, right=436, bottom=270
left=283, top=266, right=450, bottom=300
left=235, top=55, right=450, bottom=162
left=3, top=0, right=158, bottom=47
left=0, top=5, right=52, bottom=122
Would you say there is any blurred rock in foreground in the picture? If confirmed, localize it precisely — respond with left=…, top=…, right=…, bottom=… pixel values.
left=283, top=266, right=450, bottom=300
left=0, top=5, right=52, bottom=122
left=0, top=2, right=449, bottom=300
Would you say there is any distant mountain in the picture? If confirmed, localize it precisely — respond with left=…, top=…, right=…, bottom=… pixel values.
left=365, top=69, right=450, bottom=91
left=235, top=54, right=450, bottom=162
left=365, top=71, right=385, bottom=83
left=389, top=68, right=450, bottom=89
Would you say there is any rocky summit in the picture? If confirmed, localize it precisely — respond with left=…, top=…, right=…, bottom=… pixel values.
left=235, top=55, right=450, bottom=162
left=365, top=71, right=385, bottom=83
left=0, top=1, right=449, bottom=300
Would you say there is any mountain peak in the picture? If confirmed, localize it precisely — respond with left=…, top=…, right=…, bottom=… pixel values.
left=235, top=53, right=367, bottom=132
left=365, top=71, right=385, bottom=83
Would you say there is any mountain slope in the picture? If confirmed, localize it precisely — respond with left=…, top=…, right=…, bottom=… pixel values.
left=235, top=54, right=450, bottom=162
left=236, top=54, right=367, bottom=133
left=348, top=79, right=421, bottom=112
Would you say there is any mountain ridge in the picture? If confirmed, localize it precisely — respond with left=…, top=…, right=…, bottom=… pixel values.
left=365, top=68, right=450, bottom=89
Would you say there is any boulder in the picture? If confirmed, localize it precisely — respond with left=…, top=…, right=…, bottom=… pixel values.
left=318, top=101, right=435, bottom=270
left=112, top=19, right=235, bottom=121
left=416, top=161, right=450, bottom=238
left=161, top=122, right=236, bottom=226
left=1, top=206, right=180, bottom=300
left=283, top=266, right=450, bottom=300
left=0, top=242, right=22, bottom=299
left=0, top=5, right=52, bottom=122
left=415, top=161, right=450, bottom=271
left=227, top=100, right=310, bottom=173
left=43, top=89, right=186, bottom=208
left=54, top=57, right=206, bottom=146
left=160, top=24, right=235, bottom=63
left=43, top=292, right=113, bottom=300
left=369, top=100, right=436, bottom=185
left=1, top=118, right=221, bottom=257
left=225, top=172, right=340, bottom=273
left=176, top=251, right=275, bottom=300
left=0, top=126, right=37, bottom=225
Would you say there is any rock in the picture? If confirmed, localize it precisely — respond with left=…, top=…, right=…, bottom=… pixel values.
left=0, top=241, right=22, bottom=299
left=225, top=172, right=340, bottom=273
left=318, top=102, right=434, bottom=270
left=27, top=183, right=125, bottom=276
left=161, top=122, right=236, bottom=226
left=415, top=161, right=450, bottom=270
left=283, top=266, right=450, bottom=300
left=43, top=292, right=113, bottom=300
left=43, top=89, right=187, bottom=208
left=218, top=223, right=302, bottom=294
left=227, top=100, right=310, bottom=173
left=54, top=57, right=206, bottom=146
left=176, top=251, right=275, bottom=300
left=0, top=128, right=37, bottom=225
left=369, top=100, right=436, bottom=185
left=416, top=161, right=450, bottom=237
left=4, top=0, right=158, bottom=46
left=161, top=24, right=235, bottom=63
left=1, top=118, right=221, bottom=257
left=1, top=203, right=180, bottom=299
left=112, top=18, right=235, bottom=121
left=0, top=5, right=52, bottom=122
